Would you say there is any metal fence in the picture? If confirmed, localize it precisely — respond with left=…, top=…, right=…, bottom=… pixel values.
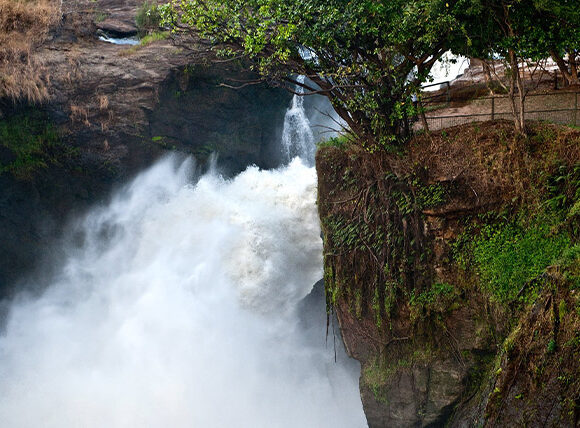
left=416, top=91, right=580, bottom=131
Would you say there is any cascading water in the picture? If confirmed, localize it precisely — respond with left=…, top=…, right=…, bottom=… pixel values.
left=0, top=91, right=366, bottom=426
left=281, top=76, right=316, bottom=165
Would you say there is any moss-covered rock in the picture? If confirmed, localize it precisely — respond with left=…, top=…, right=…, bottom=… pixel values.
left=316, top=121, right=580, bottom=427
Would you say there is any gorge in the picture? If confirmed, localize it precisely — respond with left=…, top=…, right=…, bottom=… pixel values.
left=1, top=0, right=579, bottom=427
left=0, top=52, right=367, bottom=424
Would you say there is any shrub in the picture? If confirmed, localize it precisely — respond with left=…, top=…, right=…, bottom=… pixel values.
left=140, top=30, right=169, bottom=45
left=316, top=134, right=351, bottom=150
left=136, top=1, right=162, bottom=35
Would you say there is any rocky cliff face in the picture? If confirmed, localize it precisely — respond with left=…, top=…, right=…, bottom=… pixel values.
left=0, top=0, right=291, bottom=294
left=317, top=122, right=580, bottom=427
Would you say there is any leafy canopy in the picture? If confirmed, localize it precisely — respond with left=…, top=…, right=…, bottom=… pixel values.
left=161, top=0, right=466, bottom=147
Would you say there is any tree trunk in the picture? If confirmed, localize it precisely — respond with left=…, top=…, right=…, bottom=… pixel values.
left=507, top=49, right=523, bottom=134
left=516, top=57, right=526, bottom=133
left=550, top=49, right=580, bottom=86
left=568, top=50, right=579, bottom=85
left=419, top=101, right=430, bottom=133
left=482, top=61, right=495, bottom=95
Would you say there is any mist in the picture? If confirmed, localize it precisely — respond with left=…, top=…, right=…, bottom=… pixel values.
left=0, top=156, right=366, bottom=427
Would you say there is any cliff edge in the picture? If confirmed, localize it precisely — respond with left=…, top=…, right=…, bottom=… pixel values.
left=317, top=121, right=580, bottom=427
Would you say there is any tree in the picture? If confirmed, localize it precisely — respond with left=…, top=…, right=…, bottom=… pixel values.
left=458, top=0, right=538, bottom=133
left=528, top=0, right=580, bottom=86
left=160, top=0, right=465, bottom=147
left=458, top=0, right=580, bottom=134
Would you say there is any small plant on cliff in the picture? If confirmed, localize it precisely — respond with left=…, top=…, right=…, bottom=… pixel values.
left=0, top=112, right=61, bottom=180
left=119, top=31, right=169, bottom=56
left=140, top=31, right=169, bottom=45
left=136, top=1, right=162, bottom=35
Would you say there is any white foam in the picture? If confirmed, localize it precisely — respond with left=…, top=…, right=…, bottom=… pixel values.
left=0, top=155, right=366, bottom=428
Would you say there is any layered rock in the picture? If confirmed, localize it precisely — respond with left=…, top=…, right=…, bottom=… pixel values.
left=0, top=0, right=291, bottom=294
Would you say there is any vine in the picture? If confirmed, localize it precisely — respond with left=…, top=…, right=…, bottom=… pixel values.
left=318, top=146, right=446, bottom=326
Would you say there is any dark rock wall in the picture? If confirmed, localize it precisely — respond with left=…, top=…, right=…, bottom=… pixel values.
left=0, top=0, right=292, bottom=296
left=149, top=65, right=289, bottom=175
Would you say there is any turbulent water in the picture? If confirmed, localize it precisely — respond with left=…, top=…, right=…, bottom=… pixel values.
left=0, top=95, right=366, bottom=426
left=281, top=76, right=316, bottom=165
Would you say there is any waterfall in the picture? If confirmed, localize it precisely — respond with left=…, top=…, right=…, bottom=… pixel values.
left=281, top=75, right=316, bottom=165
left=0, top=153, right=366, bottom=426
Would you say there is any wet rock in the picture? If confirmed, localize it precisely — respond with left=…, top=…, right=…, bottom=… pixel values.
left=0, top=0, right=291, bottom=296
left=96, top=18, right=137, bottom=37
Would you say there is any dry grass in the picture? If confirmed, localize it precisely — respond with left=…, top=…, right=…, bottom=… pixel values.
left=407, top=120, right=580, bottom=213
left=69, top=104, right=89, bottom=126
left=0, top=0, right=61, bottom=102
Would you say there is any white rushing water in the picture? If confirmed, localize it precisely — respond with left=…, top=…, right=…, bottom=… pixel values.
left=0, top=95, right=366, bottom=426
left=98, top=34, right=140, bottom=46
left=0, top=157, right=365, bottom=427
left=281, top=76, right=316, bottom=165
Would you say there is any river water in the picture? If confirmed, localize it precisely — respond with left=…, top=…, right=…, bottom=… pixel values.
left=0, top=90, right=366, bottom=427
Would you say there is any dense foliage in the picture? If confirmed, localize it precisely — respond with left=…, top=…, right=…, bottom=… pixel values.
left=161, top=0, right=468, bottom=147
left=162, top=0, right=580, bottom=143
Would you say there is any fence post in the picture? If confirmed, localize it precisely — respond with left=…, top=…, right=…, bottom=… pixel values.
left=491, top=96, right=495, bottom=121
left=575, top=92, right=578, bottom=127
left=446, top=82, right=450, bottom=105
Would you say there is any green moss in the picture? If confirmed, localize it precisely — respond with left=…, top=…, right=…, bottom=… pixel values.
left=547, top=338, right=557, bottom=354
left=502, top=325, right=521, bottom=355
left=454, top=215, right=570, bottom=303
left=316, top=134, right=351, bottom=150
left=0, top=112, right=61, bottom=180
left=363, top=359, right=392, bottom=404
left=556, top=244, right=580, bottom=288
left=410, top=282, right=454, bottom=307
left=471, top=221, right=569, bottom=302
